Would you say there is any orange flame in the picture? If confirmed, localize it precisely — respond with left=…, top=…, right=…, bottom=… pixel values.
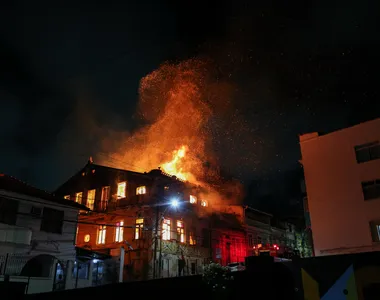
left=161, top=145, right=193, bottom=181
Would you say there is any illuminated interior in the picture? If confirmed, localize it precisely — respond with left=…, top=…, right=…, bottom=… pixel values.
left=177, top=220, right=185, bottom=243
left=135, top=218, right=144, bottom=239
left=162, top=219, right=171, bottom=240
left=87, top=189, right=96, bottom=210
left=97, top=225, right=106, bottom=244
left=115, top=221, right=124, bottom=242
left=136, top=186, right=146, bottom=195
left=201, top=200, right=208, bottom=207
left=75, top=192, right=82, bottom=203
left=190, top=195, right=197, bottom=204
left=117, top=182, right=127, bottom=199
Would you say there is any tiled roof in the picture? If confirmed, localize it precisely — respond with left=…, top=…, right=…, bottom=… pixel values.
left=0, top=174, right=89, bottom=210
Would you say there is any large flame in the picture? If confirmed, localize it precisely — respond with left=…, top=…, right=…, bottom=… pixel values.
left=161, top=145, right=192, bottom=181
left=99, top=59, right=224, bottom=184
left=97, top=59, right=245, bottom=207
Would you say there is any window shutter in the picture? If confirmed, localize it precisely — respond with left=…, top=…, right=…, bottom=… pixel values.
left=369, top=221, right=380, bottom=242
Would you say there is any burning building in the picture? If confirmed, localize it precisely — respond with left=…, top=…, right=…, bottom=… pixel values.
left=55, top=159, right=247, bottom=282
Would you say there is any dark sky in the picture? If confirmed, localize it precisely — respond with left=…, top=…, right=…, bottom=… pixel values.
left=0, top=0, right=379, bottom=192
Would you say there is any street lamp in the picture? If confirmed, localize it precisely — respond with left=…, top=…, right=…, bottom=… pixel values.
left=170, top=198, right=179, bottom=208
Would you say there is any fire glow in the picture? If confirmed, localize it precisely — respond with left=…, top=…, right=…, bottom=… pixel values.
left=161, top=145, right=190, bottom=181
left=97, top=59, right=245, bottom=206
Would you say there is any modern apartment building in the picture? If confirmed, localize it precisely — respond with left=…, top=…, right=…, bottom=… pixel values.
left=299, top=118, right=380, bottom=256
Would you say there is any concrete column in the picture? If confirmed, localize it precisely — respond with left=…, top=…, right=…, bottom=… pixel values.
left=65, top=260, right=74, bottom=289
left=119, top=247, right=125, bottom=283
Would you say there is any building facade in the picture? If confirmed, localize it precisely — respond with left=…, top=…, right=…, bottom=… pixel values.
left=55, top=162, right=216, bottom=281
left=299, top=118, right=380, bottom=256
left=0, top=174, right=88, bottom=293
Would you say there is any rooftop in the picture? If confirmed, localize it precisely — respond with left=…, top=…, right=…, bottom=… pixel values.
left=0, top=174, right=89, bottom=210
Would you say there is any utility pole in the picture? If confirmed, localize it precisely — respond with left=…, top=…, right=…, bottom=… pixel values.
left=152, top=202, right=160, bottom=279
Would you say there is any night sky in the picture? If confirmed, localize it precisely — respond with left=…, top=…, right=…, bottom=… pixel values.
left=1, top=0, right=379, bottom=195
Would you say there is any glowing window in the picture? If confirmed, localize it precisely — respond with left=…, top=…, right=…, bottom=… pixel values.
left=100, top=186, right=110, bottom=210
left=87, top=189, right=96, bottom=210
left=97, top=225, right=106, bottom=244
left=75, top=192, right=82, bottom=203
left=177, top=220, right=185, bottom=243
left=201, top=200, right=208, bottom=207
left=117, top=182, right=127, bottom=199
left=64, top=195, right=70, bottom=200
left=136, top=186, right=146, bottom=195
left=162, top=219, right=171, bottom=240
left=189, top=228, right=196, bottom=245
left=115, top=221, right=124, bottom=242
left=84, top=234, right=90, bottom=242
left=135, top=218, right=144, bottom=240
left=190, top=195, right=197, bottom=204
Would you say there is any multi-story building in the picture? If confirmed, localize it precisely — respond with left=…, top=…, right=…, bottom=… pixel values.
left=55, top=161, right=227, bottom=281
left=214, top=205, right=296, bottom=259
left=0, top=173, right=88, bottom=293
left=299, top=118, right=380, bottom=256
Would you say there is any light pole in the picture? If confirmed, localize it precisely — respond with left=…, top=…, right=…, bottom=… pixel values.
left=153, top=198, right=181, bottom=279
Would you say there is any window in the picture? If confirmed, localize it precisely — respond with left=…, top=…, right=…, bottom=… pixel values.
left=190, top=195, right=197, bottom=204
left=202, top=228, right=210, bottom=247
left=369, top=221, right=380, bottom=242
left=189, top=227, right=196, bottom=245
left=97, top=225, right=106, bottom=244
left=117, top=182, right=127, bottom=199
left=355, top=141, right=380, bottom=163
left=72, top=261, right=89, bottom=279
left=100, top=186, right=110, bottom=210
left=162, top=219, right=171, bottom=240
left=177, top=220, right=185, bottom=243
left=40, top=207, right=64, bottom=234
left=0, top=198, right=18, bottom=225
left=84, top=234, right=90, bottom=242
left=201, top=200, right=208, bottom=207
left=136, top=186, right=146, bottom=195
left=135, top=218, right=144, bottom=239
left=115, top=221, right=124, bottom=242
left=75, top=192, right=82, bottom=204
left=64, top=195, right=70, bottom=200
left=362, top=180, right=380, bottom=200
left=87, top=189, right=96, bottom=210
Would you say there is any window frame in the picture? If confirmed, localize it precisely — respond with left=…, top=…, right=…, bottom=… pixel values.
left=97, top=225, right=107, bottom=244
left=40, top=207, right=64, bottom=234
left=117, top=182, right=127, bottom=199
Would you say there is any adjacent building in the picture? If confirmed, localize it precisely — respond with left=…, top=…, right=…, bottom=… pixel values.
left=299, top=118, right=380, bottom=256
left=0, top=174, right=88, bottom=293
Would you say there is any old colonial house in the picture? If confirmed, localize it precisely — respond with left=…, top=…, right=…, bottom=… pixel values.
left=0, top=174, right=89, bottom=294
left=55, top=161, right=217, bottom=281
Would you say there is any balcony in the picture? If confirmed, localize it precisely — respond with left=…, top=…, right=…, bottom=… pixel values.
left=0, top=224, right=32, bottom=245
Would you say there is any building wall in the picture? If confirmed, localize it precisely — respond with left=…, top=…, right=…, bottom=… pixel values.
left=300, top=118, right=380, bottom=256
left=56, top=165, right=212, bottom=280
left=0, top=190, right=78, bottom=262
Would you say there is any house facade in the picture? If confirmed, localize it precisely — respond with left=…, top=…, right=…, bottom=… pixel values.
left=55, top=162, right=214, bottom=281
left=299, top=118, right=380, bottom=256
left=0, top=174, right=88, bottom=293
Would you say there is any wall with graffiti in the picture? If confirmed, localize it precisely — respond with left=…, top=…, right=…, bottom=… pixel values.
left=289, top=251, right=380, bottom=299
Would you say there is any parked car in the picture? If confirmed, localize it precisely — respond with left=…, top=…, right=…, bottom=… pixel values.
left=227, top=262, right=245, bottom=272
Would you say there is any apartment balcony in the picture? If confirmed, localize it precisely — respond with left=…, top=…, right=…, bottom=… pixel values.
left=0, top=224, right=32, bottom=245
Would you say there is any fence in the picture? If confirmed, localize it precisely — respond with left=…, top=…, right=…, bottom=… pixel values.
left=0, top=253, right=31, bottom=276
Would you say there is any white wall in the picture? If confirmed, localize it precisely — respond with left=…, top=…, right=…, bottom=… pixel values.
left=0, top=190, right=78, bottom=262
left=300, top=118, right=380, bottom=256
